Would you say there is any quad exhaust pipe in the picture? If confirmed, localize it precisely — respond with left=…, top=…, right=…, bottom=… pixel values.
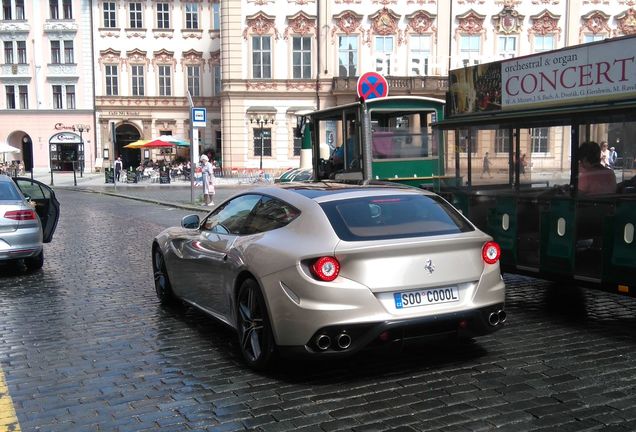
left=488, top=310, right=507, bottom=326
left=314, top=332, right=353, bottom=351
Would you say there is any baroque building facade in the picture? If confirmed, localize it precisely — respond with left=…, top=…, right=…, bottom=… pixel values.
left=1, top=1, right=635, bottom=174
left=0, top=0, right=94, bottom=173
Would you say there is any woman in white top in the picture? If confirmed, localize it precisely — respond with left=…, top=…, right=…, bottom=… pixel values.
left=200, top=155, right=215, bottom=206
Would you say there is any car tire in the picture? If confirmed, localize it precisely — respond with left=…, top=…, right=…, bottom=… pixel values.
left=152, top=248, right=179, bottom=307
left=25, top=250, right=44, bottom=271
left=236, top=278, right=276, bottom=370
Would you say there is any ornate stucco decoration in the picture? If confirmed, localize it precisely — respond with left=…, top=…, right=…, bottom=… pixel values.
left=247, top=0, right=275, bottom=4
left=43, top=21, right=77, bottom=35
left=98, top=49, right=122, bottom=68
left=246, top=81, right=279, bottom=90
left=495, top=0, right=522, bottom=6
left=616, top=8, right=636, bottom=35
left=0, top=21, right=30, bottom=35
left=373, top=0, right=398, bottom=5
left=284, top=12, right=316, bottom=39
left=98, top=28, right=120, bottom=38
left=457, top=0, right=486, bottom=5
left=182, top=29, right=203, bottom=40
left=402, top=10, right=437, bottom=45
left=492, top=7, right=525, bottom=34
left=618, top=0, right=636, bottom=6
left=181, top=49, right=204, bottom=71
left=335, top=0, right=362, bottom=4
left=152, top=49, right=176, bottom=72
left=152, top=29, right=174, bottom=39
left=125, top=29, right=147, bottom=39
left=124, top=49, right=148, bottom=68
left=580, top=10, right=611, bottom=36
left=456, top=10, right=487, bottom=35
left=290, top=0, right=315, bottom=4
left=286, top=81, right=317, bottom=90
left=529, top=10, right=561, bottom=35
left=531, top=0, right=560, bottom=5
left=243, top=12, right=280, bottom=40
left=369, top=8, right=400, bottom=36
left=332, top=10, right=363, bottom=36
left=406, top=0, right=436, bottom=4
left=583, top=0, right=609, bottom=4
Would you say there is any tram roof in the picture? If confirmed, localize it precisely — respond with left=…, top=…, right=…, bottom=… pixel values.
left=305, top=96, right=445, bottom=120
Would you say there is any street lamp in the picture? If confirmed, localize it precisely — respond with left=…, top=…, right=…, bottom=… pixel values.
left=75, top=124, right=90, bottom=179
left=250, top=115, right=272, bottom=170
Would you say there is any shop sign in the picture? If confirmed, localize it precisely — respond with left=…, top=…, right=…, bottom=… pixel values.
left=50, top=132, right=81, bottom=144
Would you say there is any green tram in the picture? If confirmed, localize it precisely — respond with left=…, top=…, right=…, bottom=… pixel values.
left=434, top=35, right=636, bottom=297
left=303, top=96, right=447, bottom=187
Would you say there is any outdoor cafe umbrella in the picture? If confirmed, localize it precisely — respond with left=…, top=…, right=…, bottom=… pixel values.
left=147, top=135, right=190, bottom=147
left=0, top=141, right=21, bottom=163
left=123, top=139, right=149, bottom=149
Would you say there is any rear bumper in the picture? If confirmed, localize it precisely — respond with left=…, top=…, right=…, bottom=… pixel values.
left=0, top=228, right=43, bottom=261
left=278, top=303, right=505, bottom=357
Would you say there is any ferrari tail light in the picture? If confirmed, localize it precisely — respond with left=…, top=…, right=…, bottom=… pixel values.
left=4, top=209, right=36, bottom=221
left=311, top=256, right=340, bottom=282
left=482, top=241, right=501, bottom=265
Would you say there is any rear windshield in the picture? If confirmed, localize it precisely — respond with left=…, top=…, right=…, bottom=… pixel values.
left=0, top=181, right=22, bottom=201
left=320, top=194, right=474, bottom=241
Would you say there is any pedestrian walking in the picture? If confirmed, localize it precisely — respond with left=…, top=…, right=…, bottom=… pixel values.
left=481, top=152, right=493, bottom=178
left=114, top=156, right=123, bottom=182
left=200, top=155, right=215, bottom=206
left=608, top=146, right=618, bottom=169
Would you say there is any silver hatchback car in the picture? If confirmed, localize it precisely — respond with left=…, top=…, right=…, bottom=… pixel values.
left=152, top=183, right=505, bottom=369
left=0, top=174, right=60, bottom=270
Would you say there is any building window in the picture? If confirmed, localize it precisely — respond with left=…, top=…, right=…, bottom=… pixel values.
left=410, top=35, right=430, bottom=76
left=17, top=40, right=26, bottom=63
left=495, top=129, right=510, bottom=153
left=498, top=35, right=517, bottom=59
left=15, top=0, right=24, bottom=19
left=253, top=128, right=272, bottom=157
left=212, top=2, right=220, bottom=30
left=338, top=35, right=358, bottom=77
left=534, top=35, right=554, bottom=53
left=51, top=40, right=61, bottom=64
left=156, top=2, right=170, bottom=29
left=531, top=128, right=549, bottom=153
left=584, top=34, right=605, bottom=43
left=18, top=85, right=27, bottom=109
left=129, top=2, right=143, bottom=28
left=292, top=36, right=311, bottom=79
left=131, top=65, right=144, bottom=96
left=5, top=85, right=15, bottom=109
left=64, top=40, right=74, bottom=64
left=460, top=35, right=481, bottom=66
left=49, top=0, right=58, bottom=19
left=185, top=3, right=198, bottom=29
left=105, top=64, right=118, bottom=95
left=375, top=36, right=393, bottom=75
left=458, top=129, right=478, bottom=154
left=103, top=2, right=116, bottom=28
left=52, top=85, right=63, bottom=109
left=2, top=0, right=11, bottom=20
left=65, top=85, right=75, bottom=109
left=63, top=0, right=72, bottom=19
left=158, top=64, right=171, bottom=96
left=213, top=64, right=221, bottom=95
left=252, top=35, right=271, bottom=79
left=3, top=41, right=13, bottom=64
left=187, top=65, right=200, bottom=97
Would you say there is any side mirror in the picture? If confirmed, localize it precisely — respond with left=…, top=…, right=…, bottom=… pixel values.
left=181, top=214, right=200, bottom=229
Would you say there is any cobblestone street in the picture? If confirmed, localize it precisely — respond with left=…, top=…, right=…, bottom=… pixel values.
left=0, top=188, right=635, bottom=431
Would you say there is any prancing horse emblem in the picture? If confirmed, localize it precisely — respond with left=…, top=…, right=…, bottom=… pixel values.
left=424, top=258, right=435, bottom=274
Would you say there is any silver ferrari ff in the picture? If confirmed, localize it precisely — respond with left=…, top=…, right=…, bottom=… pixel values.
left=152, top=182, right=506, bottom=369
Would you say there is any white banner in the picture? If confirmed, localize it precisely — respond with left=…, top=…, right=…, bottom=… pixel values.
left=502, top=37, right=636, bottom=109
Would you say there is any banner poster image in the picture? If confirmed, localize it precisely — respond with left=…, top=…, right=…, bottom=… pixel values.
left=449, top=62, right=502, bottom=116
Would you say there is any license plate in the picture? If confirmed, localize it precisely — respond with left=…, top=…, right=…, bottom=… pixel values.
left=394, top=287, right=460, bottom=309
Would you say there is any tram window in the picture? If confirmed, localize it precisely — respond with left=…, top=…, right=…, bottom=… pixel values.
left=371, top=111, right=434, bottom=159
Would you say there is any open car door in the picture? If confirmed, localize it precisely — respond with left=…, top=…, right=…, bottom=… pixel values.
left=13, top=177, right=60, bottom=243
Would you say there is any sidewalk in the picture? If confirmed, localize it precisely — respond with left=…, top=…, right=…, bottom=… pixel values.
left=31, top=170, right=261, bottom=212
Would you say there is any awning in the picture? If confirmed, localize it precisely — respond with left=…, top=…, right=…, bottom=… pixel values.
left=246, top=106, right=277, bottom=114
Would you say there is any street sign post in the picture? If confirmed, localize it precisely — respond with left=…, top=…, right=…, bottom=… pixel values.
left=192, top=108, right=207, bottom=128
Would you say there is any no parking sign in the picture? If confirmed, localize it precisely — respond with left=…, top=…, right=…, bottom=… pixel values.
left=357, top=72, right=389, bottom=101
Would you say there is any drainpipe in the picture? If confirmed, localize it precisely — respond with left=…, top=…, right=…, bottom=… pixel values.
left=316, top=0, right=321, bottom=110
